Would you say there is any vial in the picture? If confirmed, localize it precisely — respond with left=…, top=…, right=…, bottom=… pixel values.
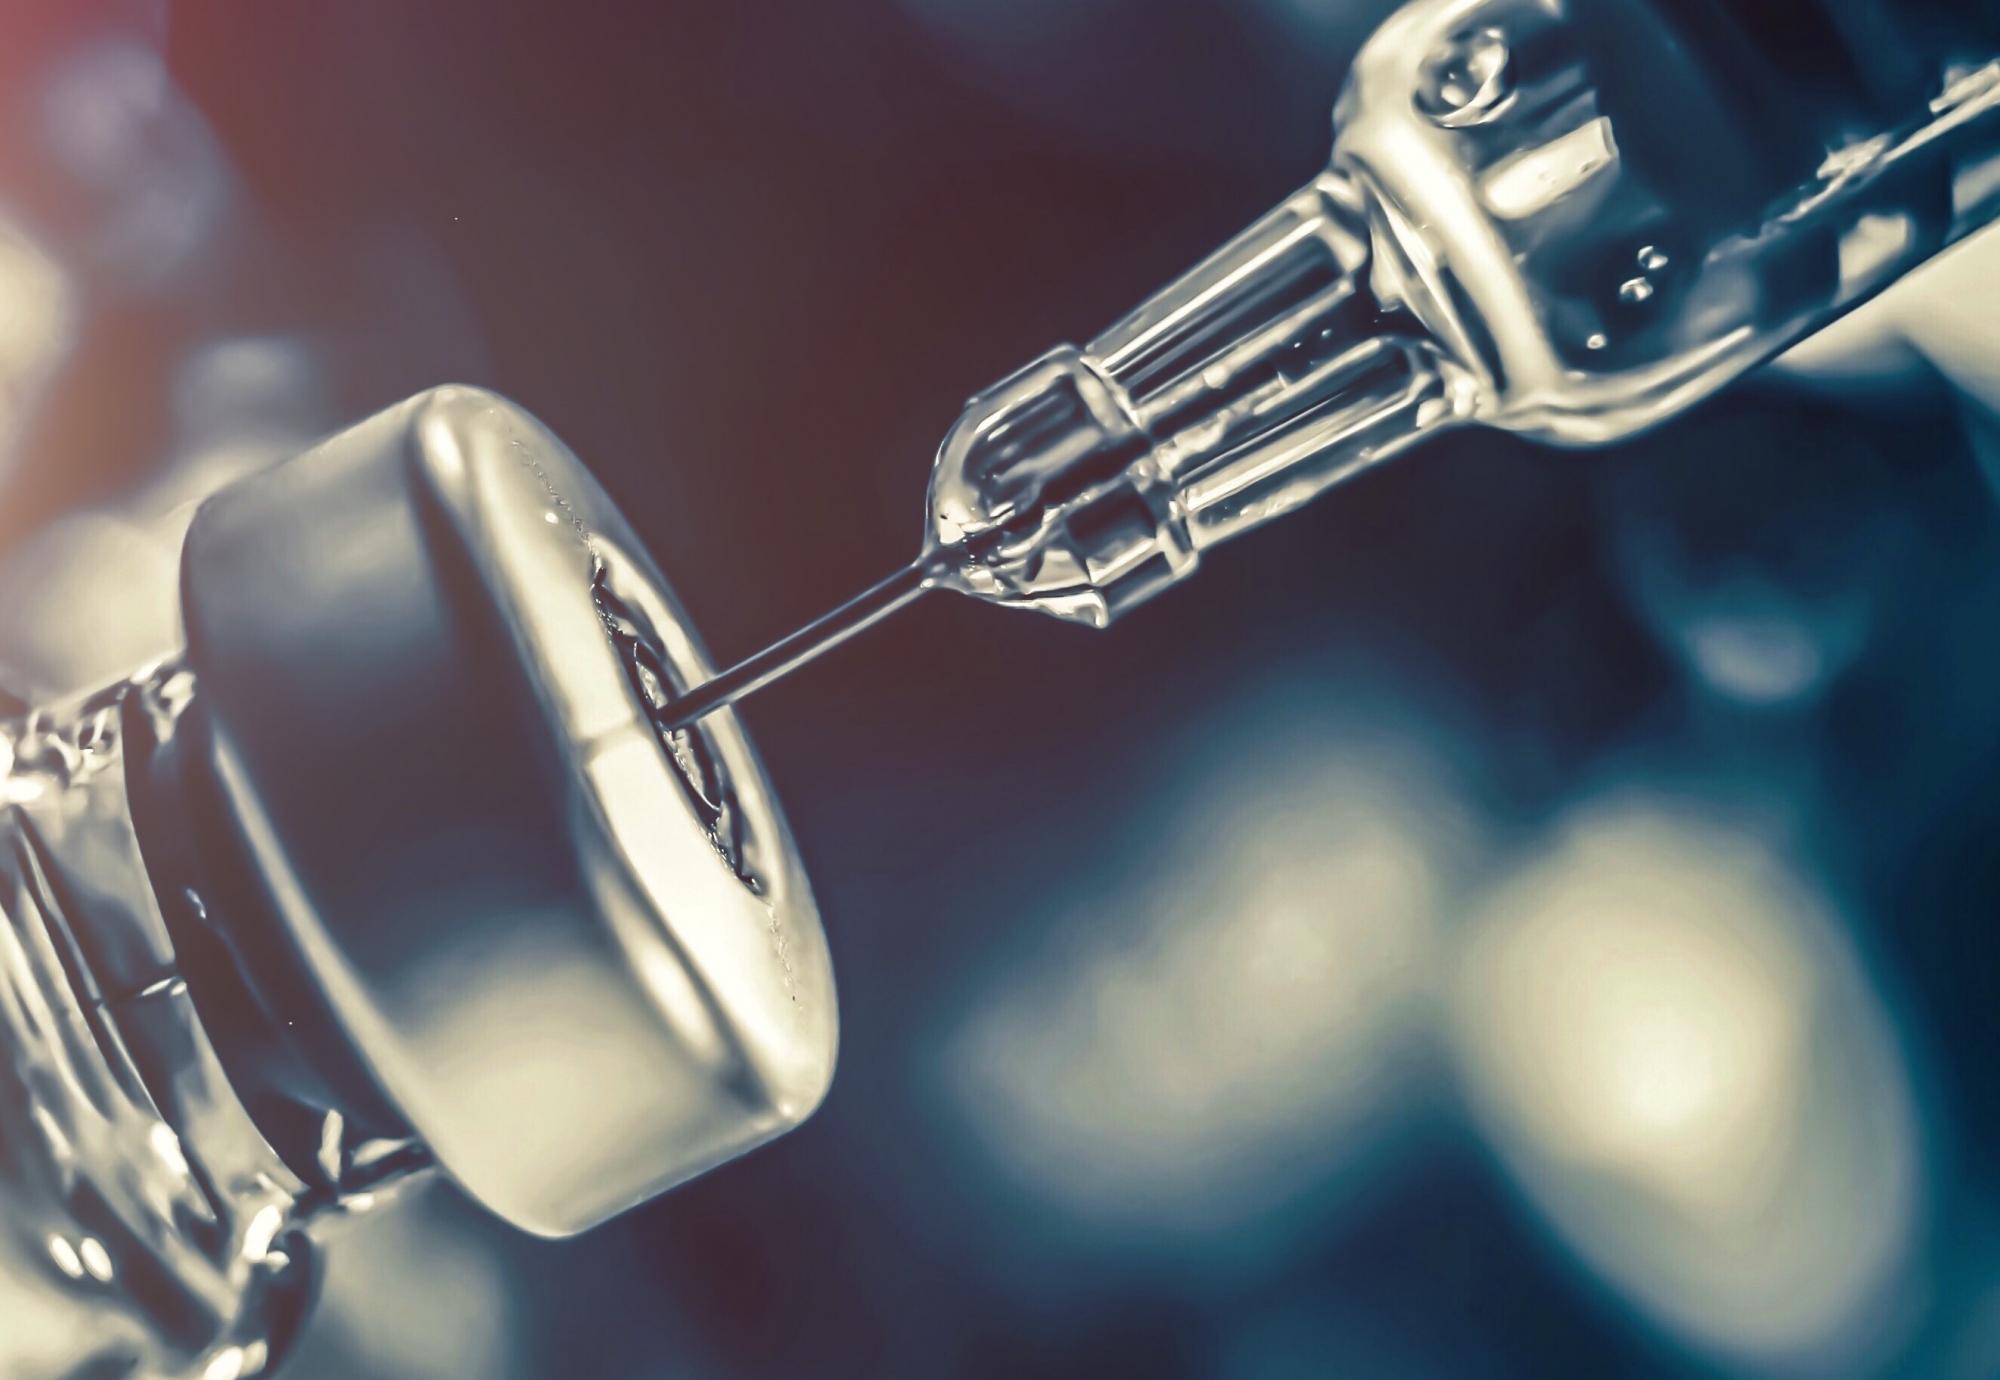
left=0, top=388, right=837, bottom=1378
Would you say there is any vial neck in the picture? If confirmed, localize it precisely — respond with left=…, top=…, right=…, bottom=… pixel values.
left=124, top=664, right=425, bottom=1189
left=0, top=665, right=421, bottom=1377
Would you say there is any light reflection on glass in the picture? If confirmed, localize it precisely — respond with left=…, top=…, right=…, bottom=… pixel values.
left=46, top=1234, right=84, bottom=1281
left=77, top=1236, right=113, bottom=1284
left=202, top=1344, right=248, bottom=1380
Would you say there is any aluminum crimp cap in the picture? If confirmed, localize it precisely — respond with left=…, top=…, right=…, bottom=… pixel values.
left=177, top=386, right=836, bottom=1236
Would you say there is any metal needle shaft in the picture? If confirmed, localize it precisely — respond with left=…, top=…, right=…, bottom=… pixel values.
left=659, top=559, right=938, bottom=730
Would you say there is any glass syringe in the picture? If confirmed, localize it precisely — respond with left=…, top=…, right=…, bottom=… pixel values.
left=663, top=0, right=2000, bottom=733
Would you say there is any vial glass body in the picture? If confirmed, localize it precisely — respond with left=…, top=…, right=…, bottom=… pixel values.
left=0, top=384, right=841, bottom=1376
left=0, top=670, right=328, bottom=1379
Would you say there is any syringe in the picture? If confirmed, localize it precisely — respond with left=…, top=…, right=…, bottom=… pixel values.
left=664, top=0, right=2000, bottom=733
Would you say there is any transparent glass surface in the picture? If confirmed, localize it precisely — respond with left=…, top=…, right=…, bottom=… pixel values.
left=921, top=0, right=2000, bottom=628
left=1340, top=0, right=2000, bottom=442
left=0, top=670, right=402, bottom=1380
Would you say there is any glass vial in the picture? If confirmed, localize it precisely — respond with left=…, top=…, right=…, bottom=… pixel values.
left=0, top=387, right=838, bottom=1378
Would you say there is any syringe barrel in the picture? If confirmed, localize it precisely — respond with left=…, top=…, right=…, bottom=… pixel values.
left=1565, top=0, right=2000, bottom=238
left=924, top=0, right=2000, bottom=625
left=1341, top=0, right=2000, bottom=442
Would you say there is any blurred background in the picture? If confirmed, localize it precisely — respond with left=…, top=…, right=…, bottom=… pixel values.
left=4, top=1, right=2000, bottom=1375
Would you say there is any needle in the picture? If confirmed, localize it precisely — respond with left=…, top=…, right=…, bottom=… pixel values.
left=658, top=559, right=939, bottom=730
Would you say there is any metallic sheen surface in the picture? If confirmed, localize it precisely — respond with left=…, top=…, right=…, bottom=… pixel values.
left=178, top=387, right=837, bottom=1237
